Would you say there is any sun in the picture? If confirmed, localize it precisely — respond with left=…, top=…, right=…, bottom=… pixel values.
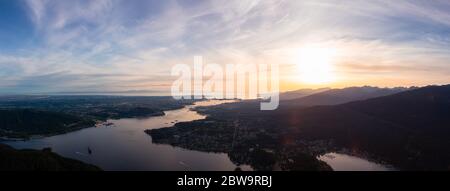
left=296, top=46, right=336, bottom=84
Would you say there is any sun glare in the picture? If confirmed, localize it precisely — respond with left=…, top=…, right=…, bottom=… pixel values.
left=296, top=46, right=336, bottom=84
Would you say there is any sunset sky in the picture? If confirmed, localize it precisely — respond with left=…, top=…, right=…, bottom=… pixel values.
left=0, top=0, right=449, bottom=94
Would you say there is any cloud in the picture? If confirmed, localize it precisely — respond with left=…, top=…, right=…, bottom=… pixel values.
left=0, top=0, right=449, bottom=93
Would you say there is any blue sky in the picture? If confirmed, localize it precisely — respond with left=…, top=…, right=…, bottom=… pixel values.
left=0, top=0, right=449, bottom=94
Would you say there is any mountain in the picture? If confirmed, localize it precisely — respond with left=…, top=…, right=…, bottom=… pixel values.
left=280, top=88, right=330, bottom=100
left=278, top=85, right=450, bottom=170
left=281, top=86, right=412, bottom=107
left=168, top=84, right=450, bottom=170
left=0, top=144, right=101, bottom=171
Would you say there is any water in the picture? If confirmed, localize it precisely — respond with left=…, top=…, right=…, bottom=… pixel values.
left=318, top=152, right=394, bottom=171
left=3, top=100, right=252, bottom=171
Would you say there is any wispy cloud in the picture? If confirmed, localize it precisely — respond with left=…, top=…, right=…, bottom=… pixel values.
left=0, top=0, right=449, bottom=93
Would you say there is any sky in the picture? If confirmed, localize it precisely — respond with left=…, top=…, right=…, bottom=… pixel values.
left=0, top=0, right=449, bottom=94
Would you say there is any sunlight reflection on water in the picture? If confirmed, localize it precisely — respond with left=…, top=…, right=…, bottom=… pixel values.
left=4, top=100, right=251, bottom=171
left=318, top=152, right=394, bottom=171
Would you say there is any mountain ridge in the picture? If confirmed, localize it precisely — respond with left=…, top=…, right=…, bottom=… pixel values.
left=281, top=86, right=414, bottom=107
left=280, top=84, right=450, bottom=170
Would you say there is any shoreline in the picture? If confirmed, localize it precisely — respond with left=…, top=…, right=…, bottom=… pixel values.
left=3, top=99, right=241, bottom=171
left=0, top=103, right=193, bottom=142
left=0, top=100, right=212, bottom=142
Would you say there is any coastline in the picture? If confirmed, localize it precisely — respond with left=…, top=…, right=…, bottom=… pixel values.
left=0, top=105, right=181, bottom=141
